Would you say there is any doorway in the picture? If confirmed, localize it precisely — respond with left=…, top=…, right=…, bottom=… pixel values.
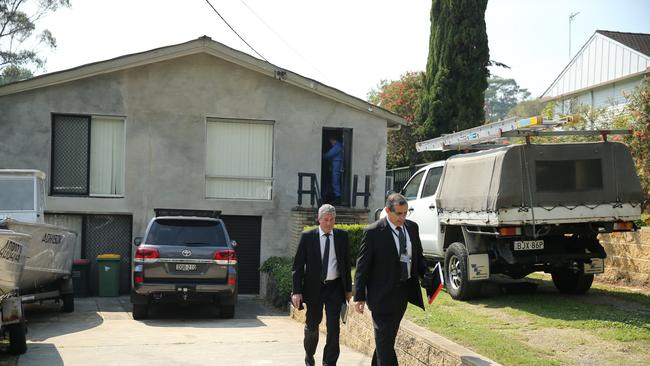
left=321, top=128, right=352, bottom=206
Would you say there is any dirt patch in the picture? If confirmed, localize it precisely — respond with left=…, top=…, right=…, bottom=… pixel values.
left=520, top=328, right=650, bottom=366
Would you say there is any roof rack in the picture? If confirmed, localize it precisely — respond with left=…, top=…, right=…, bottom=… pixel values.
left=415, top=116, right=632, bottom=151
left=153, top=208, right=221, bottom=218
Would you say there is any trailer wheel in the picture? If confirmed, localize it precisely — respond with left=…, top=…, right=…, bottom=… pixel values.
left=62, top=293, right=74, bottom=313
left=444, top=242, right=481, bottom=300
left=7, top=320, right=27, bottom=355
left=551, top=270, right=594, bottom=294
left=132, top=303, right=148, bottom=320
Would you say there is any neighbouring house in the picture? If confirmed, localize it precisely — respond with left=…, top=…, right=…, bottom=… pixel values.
left=0, top=36, right=405, bottom=295
left=541, top=30, right=650, bottom=123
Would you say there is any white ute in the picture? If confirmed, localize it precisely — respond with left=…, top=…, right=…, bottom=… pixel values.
left=384, top=117, right=643, bottom=300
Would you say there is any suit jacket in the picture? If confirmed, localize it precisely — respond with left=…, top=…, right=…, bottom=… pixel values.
left=292, top=227, right=352, bottom=304
left=354, top=218, right=427, bottom=314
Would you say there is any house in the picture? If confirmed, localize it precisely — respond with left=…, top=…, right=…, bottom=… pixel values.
left=541, top=30, right=650, bottom=122
left=0, top=36, right=405, bottom=295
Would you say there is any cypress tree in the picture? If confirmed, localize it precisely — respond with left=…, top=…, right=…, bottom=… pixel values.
left=418, top=0, right=489, bottom=139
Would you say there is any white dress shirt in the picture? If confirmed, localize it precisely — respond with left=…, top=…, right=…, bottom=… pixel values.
left=319, top=227, right=339, bottom=281
left=387, top=220, right=412, bottom=279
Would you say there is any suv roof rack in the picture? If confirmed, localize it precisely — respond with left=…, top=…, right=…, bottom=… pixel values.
left=153, top=208, right=221, bottom=218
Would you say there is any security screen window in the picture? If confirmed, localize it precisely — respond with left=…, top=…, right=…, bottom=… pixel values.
left=535, top=159, right=603, bottom=192
left=51, top=114, right=125, bottom=196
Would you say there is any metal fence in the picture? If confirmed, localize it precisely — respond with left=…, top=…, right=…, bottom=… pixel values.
left=385, top=162, right=430, bottom=193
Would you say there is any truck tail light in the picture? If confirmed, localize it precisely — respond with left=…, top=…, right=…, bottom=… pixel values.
left=134, top=274, right=144, bottom=284
left=613, top=221, right=634, bottom=231
left=499, top=227, right=522, bottom=237
left=214, top=249, right=238, bottom=265
left=135, top=247, right=160, bottom=260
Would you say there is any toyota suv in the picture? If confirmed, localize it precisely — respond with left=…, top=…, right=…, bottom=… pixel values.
left=130, top=209, right=238, bottom=319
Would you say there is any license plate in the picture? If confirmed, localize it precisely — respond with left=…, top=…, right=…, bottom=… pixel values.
left=513, top=240, right=544, bottom=251
left=175, top=263, right=197, bottom=271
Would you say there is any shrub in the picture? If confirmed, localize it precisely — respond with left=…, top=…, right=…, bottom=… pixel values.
left=260, top=256, right=293, bottom=309
left=304, top=224, right=366, bottom=264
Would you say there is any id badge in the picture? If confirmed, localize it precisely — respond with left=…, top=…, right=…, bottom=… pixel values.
left=400, top=254, right=410, bottom=264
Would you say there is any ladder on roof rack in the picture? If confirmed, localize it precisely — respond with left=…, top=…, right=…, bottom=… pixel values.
left=415, top=116, right=631, bottom=152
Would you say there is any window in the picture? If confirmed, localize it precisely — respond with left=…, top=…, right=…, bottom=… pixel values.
left=206, top=118, right=273, bottom=200
left=0, top=177, right=34, bottom=210
left=536, top=159, right=603, bottom=192
left=421, top=167, right=443, bottom=198
left=51, top=114, right=125, bottom=196
left=401, top=171, right=424, bottom=201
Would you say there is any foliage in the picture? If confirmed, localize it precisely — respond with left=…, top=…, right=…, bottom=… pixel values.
left=368, top=72, right=432, bottom=168
left=304, top=224, right=366, bottom=265
left=624, top=78, right=650, bottom=206
left=418, top=0, right=489, bottom=140
left=0, top=0, right=71, bottom=84
left=0, top=64, right=32, bottom=84
left=507, top=99, right=546, bottom=119
left=260, top=256, right=293, bottom=309
left=484, top=76, right=530, bottom=122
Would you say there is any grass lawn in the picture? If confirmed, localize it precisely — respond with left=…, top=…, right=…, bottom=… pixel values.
left=404, top=274, right=650, bottom=366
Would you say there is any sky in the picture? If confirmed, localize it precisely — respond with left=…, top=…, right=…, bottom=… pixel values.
left=31, top=0, right=650, bottom=101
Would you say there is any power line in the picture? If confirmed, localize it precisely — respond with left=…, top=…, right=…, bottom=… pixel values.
left=203, top=0, right=268, bottom=62
left=237, top=0, right=330, bottom=82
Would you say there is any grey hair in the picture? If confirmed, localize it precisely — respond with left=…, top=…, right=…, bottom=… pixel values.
left=385, top=193, right=407, bottom=212
left=318, top=204, right=336, bottom=219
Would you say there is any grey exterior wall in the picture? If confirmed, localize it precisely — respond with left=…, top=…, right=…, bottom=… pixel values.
left=0, top=53, right=388, bottom=278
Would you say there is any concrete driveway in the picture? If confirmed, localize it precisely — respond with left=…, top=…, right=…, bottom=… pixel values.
left=0, top=296, right=370, bottom=365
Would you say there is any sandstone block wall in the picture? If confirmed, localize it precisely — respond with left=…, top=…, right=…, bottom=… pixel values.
left=599, top=227, right=650, bottom=286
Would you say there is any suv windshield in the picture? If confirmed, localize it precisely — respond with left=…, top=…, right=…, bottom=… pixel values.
left=145, top=219, right=227, bottom=246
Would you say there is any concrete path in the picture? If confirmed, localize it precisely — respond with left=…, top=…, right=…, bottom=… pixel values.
left=1, top=296, right=370, bottom=365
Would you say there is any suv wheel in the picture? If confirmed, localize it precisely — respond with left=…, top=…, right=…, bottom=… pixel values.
left=220, top=304, right=235, bottom=319
left=132, top=303, right=149, bottom=320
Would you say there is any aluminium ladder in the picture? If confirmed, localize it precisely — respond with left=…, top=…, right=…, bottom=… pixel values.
left=415, top=116, right=631, bottom=152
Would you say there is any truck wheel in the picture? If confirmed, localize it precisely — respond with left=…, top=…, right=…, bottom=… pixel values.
left=132, top=303, right=149, bottom=320
left=444, top=242, right=481, bottom=300
left=551, top=270, right=594, bottom=294
left=7, top=320, right=27, bottom=355
left=62, top=293, right=74, bottom=313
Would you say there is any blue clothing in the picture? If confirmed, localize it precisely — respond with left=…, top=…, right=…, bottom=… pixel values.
left=324, top=142, right=343, bottom=198
left=323, top=142, right=343, bottom=162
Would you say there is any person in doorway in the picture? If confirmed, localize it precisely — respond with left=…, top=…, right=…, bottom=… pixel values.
left=354, top=193, right=428, bottom=366
left=292, top=204, right=353, bottom=366
left=323, top=137, right=343, bottom=205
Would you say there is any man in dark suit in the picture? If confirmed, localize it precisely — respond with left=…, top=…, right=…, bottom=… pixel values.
left=354, top=193, right=428, bottom=366
left=292, top=204, right=353, bottom=366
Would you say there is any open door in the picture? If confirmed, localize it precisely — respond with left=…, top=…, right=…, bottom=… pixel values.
left=321, top=128, right=352, bottom=206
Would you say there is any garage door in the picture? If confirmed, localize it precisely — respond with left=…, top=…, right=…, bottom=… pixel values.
left=221, top=215, right=261, bottom=294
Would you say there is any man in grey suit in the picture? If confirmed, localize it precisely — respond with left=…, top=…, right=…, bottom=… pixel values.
left=292, top=204, right=353, bottom=366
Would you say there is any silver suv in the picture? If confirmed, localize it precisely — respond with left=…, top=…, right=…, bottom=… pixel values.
left=130, top=210, right=238, bottom=319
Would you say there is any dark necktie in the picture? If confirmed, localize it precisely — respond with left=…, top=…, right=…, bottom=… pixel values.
left=321, top=233, right=330, bottom=282
left=397, top=227, right=408, bottom=281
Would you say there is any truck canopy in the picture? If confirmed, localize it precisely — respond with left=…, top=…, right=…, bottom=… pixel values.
left=436, top=142, right=643, bottom=213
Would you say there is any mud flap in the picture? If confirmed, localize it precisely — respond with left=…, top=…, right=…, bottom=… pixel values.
left=468, top=254, right=490, bottom=281
left=583, top=258, right=604, bottom=274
